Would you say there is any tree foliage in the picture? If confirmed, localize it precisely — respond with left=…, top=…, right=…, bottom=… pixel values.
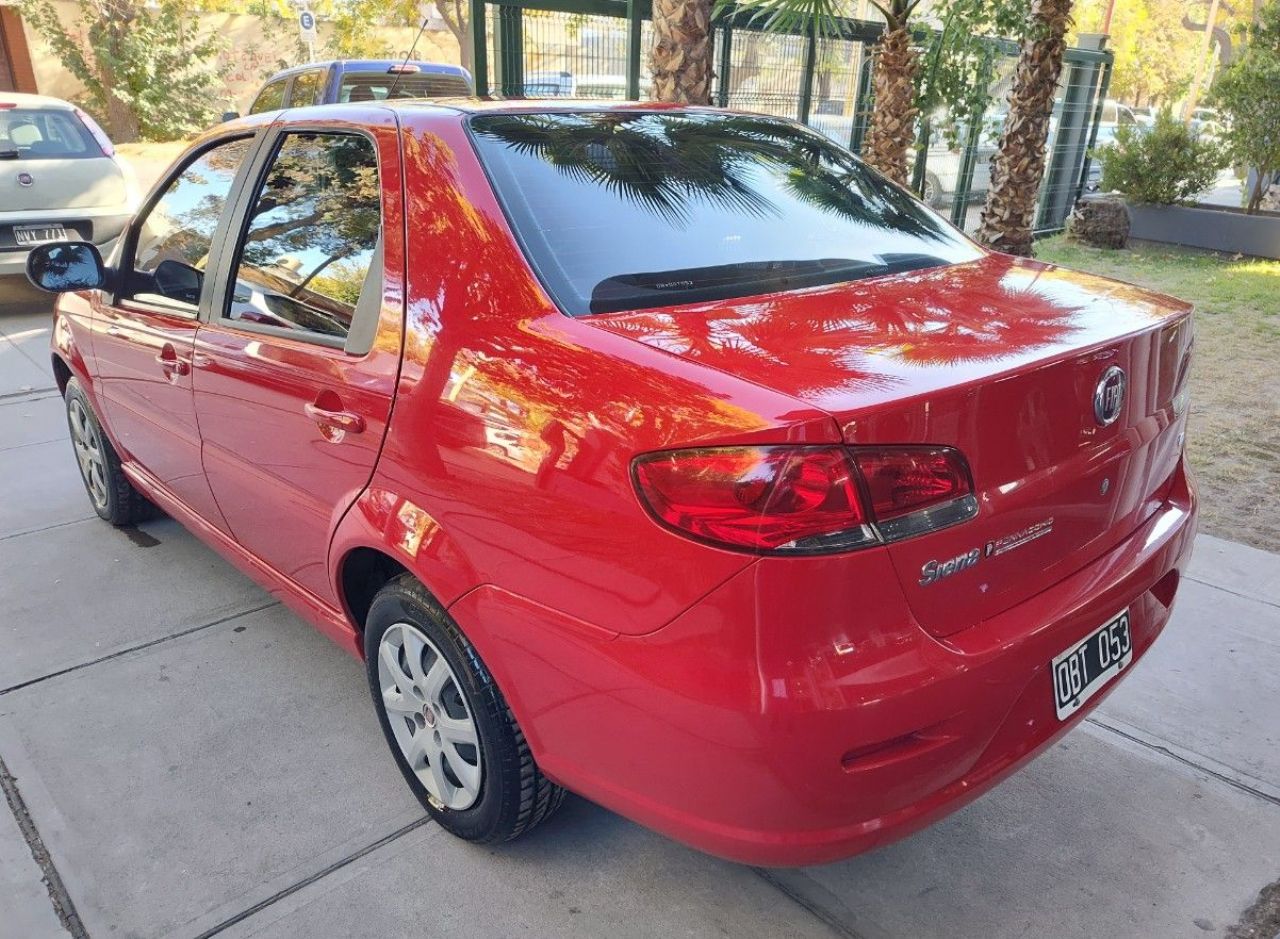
left=1211, top=0, right=1280, bottom=212
left=1094, top=108, right=1226, bottom=204
left=1071, top=0, right=1198, bottom=106
left=20, top=0, right=222, bottom=143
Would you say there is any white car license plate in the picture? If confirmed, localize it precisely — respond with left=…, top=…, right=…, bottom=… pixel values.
left=1051, top=609, right=1132, bottom=720
left=14, top=225, right=69, bottom=246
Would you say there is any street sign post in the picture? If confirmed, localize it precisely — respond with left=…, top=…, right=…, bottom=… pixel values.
left=298, top=8, right=318, bottom=61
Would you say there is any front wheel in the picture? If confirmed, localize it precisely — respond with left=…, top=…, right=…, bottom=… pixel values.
left=64, top=377, right=158, bottom=526
left=364, top=574, right=565, bottom=843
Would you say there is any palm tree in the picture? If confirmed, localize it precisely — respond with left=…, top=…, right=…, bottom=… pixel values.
left=651, top=0, right=716, bottom=103
left=859, top=0, right=926, bottom=185
left=720, top=0, right=926, bottom=186
left=974, top=0, right=1074, bottom=256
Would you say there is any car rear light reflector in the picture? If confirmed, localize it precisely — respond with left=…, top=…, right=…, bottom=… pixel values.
left=633, top=444, right=977, bottom=554
left=852, top=447, right=972, bottom=520
left=852, top=446, right=976, bottom=543
left=632, top=446, right=876, bottom=553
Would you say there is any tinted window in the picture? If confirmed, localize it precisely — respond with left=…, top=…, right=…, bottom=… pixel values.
left=338, top=71, right=471, bottom=101
left=250, top=80, right=287, bottom=114
left=128, top=137, right=252, bottom=311
left=470, top=111, right=981, bottom=316
left=225, top=133, right=381, bottom=341
left=290, top=70, right=325, bottom=107
left=0, top=109, right=96, bottom=160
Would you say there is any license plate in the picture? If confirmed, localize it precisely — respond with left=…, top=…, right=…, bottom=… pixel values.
left=14, top=225, right=69, bottom=246
left=1051, top=609, right=1132, bottom=720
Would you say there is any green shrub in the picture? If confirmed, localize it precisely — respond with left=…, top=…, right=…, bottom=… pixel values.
left=1093, top=108, right=1226, bottom=205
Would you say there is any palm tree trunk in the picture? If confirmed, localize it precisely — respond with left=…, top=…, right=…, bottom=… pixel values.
left=975, top=0, right=1074, bottom=256
left=860, top=22, right=919, bottom=186
left=650, top=0, right=714, bottom=104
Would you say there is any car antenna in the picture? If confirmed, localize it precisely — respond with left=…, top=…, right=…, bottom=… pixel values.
left=386, top=14, right=430, bottom=100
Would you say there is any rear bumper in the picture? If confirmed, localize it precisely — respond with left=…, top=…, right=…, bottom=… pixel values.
left=450, top=459, right=1198, bottom=866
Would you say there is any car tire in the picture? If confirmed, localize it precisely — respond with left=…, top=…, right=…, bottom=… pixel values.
left=64, top=377, right=160, bottom=526
left=365, top=574, right=566, bottom=843
left=923, top=172, right=945, bottom=208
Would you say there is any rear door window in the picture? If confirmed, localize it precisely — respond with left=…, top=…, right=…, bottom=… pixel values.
left=0, top=109, right=96, bottom=159
left=289, top=70, right=325, bottom=107
left=223, top=132, right=382, bottom=344
left=249, top=80, right=287, bottom=114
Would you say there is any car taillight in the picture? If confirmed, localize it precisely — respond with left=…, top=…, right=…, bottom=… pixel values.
left=851, top=446, right=976, bottom=541
left=632, top=446, right=876, bottom=553
left=73, top=107, right=114, bottom=157
left=633, top=444, right=977, bottom=554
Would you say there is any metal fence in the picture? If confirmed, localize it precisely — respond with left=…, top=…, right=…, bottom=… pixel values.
left=468, top=0, right=1113, bottom=234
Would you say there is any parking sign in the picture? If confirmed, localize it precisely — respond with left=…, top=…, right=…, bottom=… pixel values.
left=298, top=9, right=318, bottom=43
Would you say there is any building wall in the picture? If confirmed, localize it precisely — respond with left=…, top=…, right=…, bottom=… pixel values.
left=0, top=4, right=40, bottom=93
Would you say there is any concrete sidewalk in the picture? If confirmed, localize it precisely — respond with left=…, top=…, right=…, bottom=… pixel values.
left=1, top=302, right=1278, bottom=939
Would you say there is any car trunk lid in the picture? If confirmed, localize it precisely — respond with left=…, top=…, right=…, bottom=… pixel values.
left=0, top=156, right=127, bottom=211
left=588, top=254, right=1193, bottom=636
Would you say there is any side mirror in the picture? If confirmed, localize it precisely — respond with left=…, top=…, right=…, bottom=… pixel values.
left=221, top=110, right=240, bottom=123
left=26, top=241, right=106, bottom=293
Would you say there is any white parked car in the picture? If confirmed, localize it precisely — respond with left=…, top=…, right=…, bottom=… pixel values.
left=0, top=93, right=136, bottom=278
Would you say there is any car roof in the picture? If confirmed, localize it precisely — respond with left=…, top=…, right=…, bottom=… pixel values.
left=382, top=97, right=713, bottom=116
left=0, top=91, right=77, bottom=111
left=264, top=59, right=470, bottom=81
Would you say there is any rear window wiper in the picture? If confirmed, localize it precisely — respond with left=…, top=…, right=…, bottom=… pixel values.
left=0, top=148, right=19, bottom=161
left=588, top=258, right=889, bottom=314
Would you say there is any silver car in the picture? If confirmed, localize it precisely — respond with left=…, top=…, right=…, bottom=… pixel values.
left=1, top=93, right=136, bottom=278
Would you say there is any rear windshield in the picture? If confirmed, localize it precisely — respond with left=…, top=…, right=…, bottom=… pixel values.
left=339, top=72, right=471, bottom=102
left=469, top=111, right=981, bottom=316
left=0, top=108, right=98, bottom=160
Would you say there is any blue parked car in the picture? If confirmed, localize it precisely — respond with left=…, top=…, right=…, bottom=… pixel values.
left=225, top=59, right=473, bottom=120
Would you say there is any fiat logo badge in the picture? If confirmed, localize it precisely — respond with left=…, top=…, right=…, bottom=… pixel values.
left=16, top=172, right=34, bottom=187
left=1093, top=365, right=1126, bottom=426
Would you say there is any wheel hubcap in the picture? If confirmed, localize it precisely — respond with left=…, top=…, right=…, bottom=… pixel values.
left=377, top=623, right=482, bottom=811
left=68, top=398, right=108, bottom=509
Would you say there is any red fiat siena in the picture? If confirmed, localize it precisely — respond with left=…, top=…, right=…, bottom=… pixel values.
left=27, top=100, right=1197, bottom=866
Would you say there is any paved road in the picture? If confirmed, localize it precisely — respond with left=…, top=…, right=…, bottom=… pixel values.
left=1, top=300, right=1278, bottom=939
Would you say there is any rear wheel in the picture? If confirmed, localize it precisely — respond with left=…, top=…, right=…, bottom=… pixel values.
left=64, top=378, right=157, bottom=525
left=365, top=574, right=565, bottom=843
left=923, top=172, right=944, bottom=208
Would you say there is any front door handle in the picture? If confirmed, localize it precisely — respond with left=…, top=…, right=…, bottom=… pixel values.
left=304, top=401, right=365, bottom=434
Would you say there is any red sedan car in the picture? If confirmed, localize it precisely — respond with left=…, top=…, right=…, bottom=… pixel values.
left=27, top=100, right=1196, bottom=866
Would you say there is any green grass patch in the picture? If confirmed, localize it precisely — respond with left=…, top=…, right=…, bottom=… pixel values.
left=1036, top=236, right=1280, bottom=552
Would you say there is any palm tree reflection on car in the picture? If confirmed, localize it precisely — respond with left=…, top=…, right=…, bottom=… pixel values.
left=470, top=111, right=946, bottom=242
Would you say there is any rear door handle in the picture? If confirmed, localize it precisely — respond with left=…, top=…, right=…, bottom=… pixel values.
left=304, top=401, right=365, bottom=434
left=155, top=344, right=190, bottom=377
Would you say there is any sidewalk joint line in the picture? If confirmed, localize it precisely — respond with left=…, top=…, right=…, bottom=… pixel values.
left=0, top=752, right=89, bottom=938
left=0, top=389, right=60, bottom=407
left=1086, top=717, right=1280, bottom=807
left=1183, top=574, right=1280, bottom=612
left=0, top=385, right=58, bottom=403
left=0, top=517, right=95, bottom=543
left=751, top=868, right=869, bottom=939
left=0, top=601, right=280, bottom=698
left=193, top=816, right=432, bottom=938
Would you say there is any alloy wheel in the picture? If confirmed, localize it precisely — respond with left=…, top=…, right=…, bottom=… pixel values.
left=68, top=397, right=108, bottom=510
left=377, top=622, right=483, bottom=810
